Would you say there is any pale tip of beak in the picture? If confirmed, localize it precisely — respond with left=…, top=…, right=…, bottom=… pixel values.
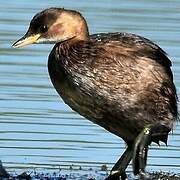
left=12, top=40, right=23, bottom=48
left=12, top=34, right=41, bottom=48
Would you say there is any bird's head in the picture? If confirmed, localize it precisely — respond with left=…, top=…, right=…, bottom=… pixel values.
left=12, top=8, right=89, bottom=48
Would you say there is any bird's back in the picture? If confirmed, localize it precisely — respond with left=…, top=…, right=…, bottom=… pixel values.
left=48, top=32, right=177, bottom=142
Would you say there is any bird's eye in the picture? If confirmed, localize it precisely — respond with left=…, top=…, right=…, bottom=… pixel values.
left=40, top=25, right=48, bottom=33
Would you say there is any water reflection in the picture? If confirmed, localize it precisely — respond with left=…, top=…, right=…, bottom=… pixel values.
left=0, top=0, right=180, bottom=175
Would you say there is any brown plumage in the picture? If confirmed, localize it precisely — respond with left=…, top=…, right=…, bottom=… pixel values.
left=13, top=8, right=178, bottom=179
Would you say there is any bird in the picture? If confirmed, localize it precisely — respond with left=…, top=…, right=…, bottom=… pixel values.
left=12, top=7, right=178, bottom=179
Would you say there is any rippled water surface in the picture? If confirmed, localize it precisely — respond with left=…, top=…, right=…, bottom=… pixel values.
left=0, top=0, right=180, bottom=175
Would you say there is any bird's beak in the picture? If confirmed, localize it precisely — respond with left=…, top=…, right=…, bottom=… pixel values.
left=12, top=33, right=41, bottom=48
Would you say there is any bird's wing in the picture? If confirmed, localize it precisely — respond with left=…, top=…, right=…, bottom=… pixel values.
left=88, top=33, right=177, bottom=118
left=90, top=32, right=173, bottom=79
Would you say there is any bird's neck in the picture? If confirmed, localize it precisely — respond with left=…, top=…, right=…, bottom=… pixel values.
left=74, top=22, right=89, bottom=42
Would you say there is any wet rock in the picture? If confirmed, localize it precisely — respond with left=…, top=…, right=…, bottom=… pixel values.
left=0, top=161, right=9, bottom=178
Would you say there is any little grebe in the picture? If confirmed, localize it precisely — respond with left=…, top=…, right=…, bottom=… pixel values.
left=13, top=8, right=178, bottom=179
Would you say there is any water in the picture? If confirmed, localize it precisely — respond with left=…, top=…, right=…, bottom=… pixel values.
left=0, top=0, right=180, bottom=175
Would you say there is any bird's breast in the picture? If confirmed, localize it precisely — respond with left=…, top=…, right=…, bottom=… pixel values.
left=48, top=57, right=105, bottom=122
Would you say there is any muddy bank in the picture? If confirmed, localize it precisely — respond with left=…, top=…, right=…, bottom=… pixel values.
left=1, top=162, right=180, bottom=180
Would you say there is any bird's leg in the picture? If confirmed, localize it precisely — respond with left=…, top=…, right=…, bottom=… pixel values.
left=106, top=145, right=133, bottom=180
left=132, top=124, right=171, bottom=178
left=132, top=127, right=150, bottom=178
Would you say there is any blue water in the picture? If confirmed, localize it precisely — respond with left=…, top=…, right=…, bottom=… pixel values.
left=0, top=0, right=180, bottom=175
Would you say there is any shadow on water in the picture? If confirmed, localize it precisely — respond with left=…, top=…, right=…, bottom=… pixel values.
left=0, top=0, right=180, bottom=178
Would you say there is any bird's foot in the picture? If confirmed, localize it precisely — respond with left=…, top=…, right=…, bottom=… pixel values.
left=106, top=145, right=133, bottom=180
left=105, top=170, right=127, bottom=180
left=132, top=124, right=171, bottom=176
left=138, top=170, right=151, bottom=180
